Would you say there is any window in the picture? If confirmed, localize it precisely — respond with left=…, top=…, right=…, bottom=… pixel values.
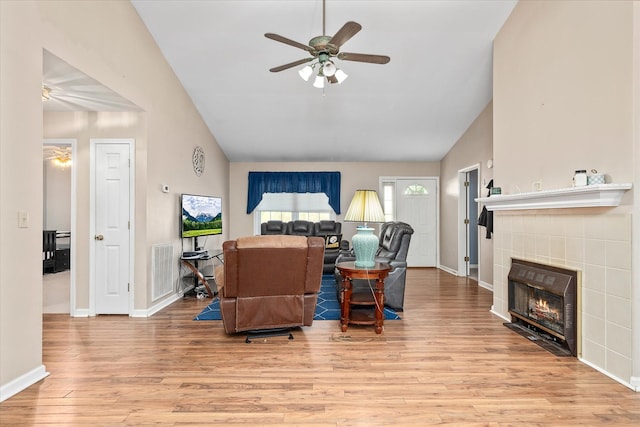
left=382, top=181, right=395, bottom=222
left=403, top=184, right=429, bottom=195
left=254, top=193, right=335, bottom=234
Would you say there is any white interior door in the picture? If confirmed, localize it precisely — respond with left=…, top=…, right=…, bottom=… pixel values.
left=395, top=178, right=437, bottom=267
left=93, top=140, right=132, bottom=314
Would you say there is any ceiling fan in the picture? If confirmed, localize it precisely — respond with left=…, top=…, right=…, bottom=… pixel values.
left=265, top=0, right=390, bottom=88
left=43, top=145, right=72, bottom=167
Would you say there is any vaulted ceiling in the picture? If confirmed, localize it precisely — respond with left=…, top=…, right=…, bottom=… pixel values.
left=44, top=1, right=518, bottom=163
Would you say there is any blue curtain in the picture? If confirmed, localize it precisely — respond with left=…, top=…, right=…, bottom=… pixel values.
left=247, top=171, right=341, bottom=214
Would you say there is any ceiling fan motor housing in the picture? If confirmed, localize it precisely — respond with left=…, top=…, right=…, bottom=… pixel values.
left=309, top=36, right=338, bottom=55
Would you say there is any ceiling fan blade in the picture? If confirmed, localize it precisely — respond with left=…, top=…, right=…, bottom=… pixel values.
left=265, top=33, right=312, bottom=52
left=269, top=57, right=313, bottom=73
left=328, top=21, right=362, bottom=48
left=337, top=52, right=391, bottom=64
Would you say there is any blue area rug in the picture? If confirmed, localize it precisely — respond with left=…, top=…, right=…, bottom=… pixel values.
left=194, top=275, right=400, bottom=321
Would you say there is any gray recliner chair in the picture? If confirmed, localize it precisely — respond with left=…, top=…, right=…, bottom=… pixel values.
left=335, top=222, right=414, bottom=311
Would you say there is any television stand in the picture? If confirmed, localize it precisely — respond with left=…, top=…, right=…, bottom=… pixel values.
left=180, top=251, right=223, bottom=298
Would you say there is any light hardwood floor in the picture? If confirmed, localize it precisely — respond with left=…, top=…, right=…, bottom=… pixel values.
left=43, top=270, right=70, bottom=314
left=2, top=268, right=639, bottom=426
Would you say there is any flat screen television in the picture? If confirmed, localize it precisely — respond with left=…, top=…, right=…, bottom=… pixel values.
left=180, top=193, right=222, bottom=239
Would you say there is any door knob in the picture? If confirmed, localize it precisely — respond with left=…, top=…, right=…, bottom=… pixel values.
left=95, top=234, right=104, bottom=241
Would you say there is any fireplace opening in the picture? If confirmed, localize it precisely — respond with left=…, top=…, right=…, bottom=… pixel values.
left=507, top=258, right=578, bottom=356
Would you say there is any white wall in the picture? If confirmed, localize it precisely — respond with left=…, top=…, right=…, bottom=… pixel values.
left=1, top=1, right=229, bottom=400
left=493, top=0, right=638, bottom=389
left=440, top=102, right=494, bottom=284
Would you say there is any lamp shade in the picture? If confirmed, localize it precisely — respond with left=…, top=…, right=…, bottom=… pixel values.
left=344, top=190, right=386, bottom=224
left=322, top=61, right=337, bottom=77
left=298, top=65, right=313, bottom=81
left=334, top=69, right=348, bottom=84
left=344, top=190, right=386, bottom=268
left=312, top=74, right=325, bottom=89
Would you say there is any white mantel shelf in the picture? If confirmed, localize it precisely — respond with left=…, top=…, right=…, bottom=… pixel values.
left=475, top=183, right=632, bottom=211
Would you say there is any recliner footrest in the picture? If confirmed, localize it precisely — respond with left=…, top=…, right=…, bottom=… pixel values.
left=245, top=328, right=294, bottom=343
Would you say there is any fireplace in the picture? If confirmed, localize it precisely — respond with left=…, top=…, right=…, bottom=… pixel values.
left=507, top=258, right=578, bottom=356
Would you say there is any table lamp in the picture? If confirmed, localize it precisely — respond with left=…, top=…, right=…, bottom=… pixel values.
left=344, top=190, right=386, bottom=268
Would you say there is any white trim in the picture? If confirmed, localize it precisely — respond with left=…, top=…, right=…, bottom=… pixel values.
left=457, top=164, right=481, bottom=278
left=0, top=365, right=49, bottom=402
left=132, top=293, right=183, bottom=318
left=89, top=142, right=95, bottom=315
left=490, top=307, right=510, bottom=322
left=89, top=139, right=135, bottom=316
left=476, top=183, right=632, bottom=211
left=438, top=264, right=459, bottom=276
left=478, top=280, right=493, bottom=291
left=71, top=309, right=90, bottom=318
left=579, top=357, right=638, bottom=392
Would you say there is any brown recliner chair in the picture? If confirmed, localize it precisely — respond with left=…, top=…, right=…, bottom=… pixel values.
left=217, top=235, right=324, bottom=335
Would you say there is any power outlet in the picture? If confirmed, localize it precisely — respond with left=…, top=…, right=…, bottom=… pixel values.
left=532, top=181, right=542, bottom=192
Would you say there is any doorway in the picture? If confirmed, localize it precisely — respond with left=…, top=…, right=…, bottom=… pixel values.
left=457, top=165, right=480, bottom=279
left=381, top=177, right=439, bottom=267
left=42, top=139, right=76, bottom=314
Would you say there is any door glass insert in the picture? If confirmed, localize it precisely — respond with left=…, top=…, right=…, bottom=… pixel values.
left=402, top=184, right=429, bottom=195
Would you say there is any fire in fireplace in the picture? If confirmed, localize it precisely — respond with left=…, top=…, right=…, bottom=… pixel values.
left=507, top=258, right=579, bottom=356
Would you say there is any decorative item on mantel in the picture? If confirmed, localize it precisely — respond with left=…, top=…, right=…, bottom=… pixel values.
left=587, top=169, right=606, bottom=185
left=573, top=170, right=588, bottom=187
left=344, top=189, right=386, bottom=268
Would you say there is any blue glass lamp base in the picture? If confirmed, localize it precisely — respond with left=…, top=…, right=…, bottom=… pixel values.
left=352, top=227, right=378, bottom=268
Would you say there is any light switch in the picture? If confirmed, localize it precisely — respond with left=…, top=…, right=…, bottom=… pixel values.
left=18, top=211, right=29, bottom=228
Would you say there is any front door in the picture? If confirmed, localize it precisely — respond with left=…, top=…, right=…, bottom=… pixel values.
left=395, top=178, right=438, bottom=267
left=93, top=140, right=132, bottom=314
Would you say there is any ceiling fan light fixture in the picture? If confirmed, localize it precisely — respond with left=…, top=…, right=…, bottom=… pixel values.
left=298, top=64, right=314, bottom=81
left=313, top=74, right=325, bottom=89
left=322, top=60, right=337, bottom=77
left=334, top=69, right=349, bottom=84
left=42, top=85, right=51, bottom=101
left=52, top=156, right=72, bottom=168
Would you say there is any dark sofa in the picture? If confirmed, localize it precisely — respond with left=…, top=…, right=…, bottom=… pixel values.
left=335, top=222, right=414, bottom=311
left=260, top=220, right=348, bottom=274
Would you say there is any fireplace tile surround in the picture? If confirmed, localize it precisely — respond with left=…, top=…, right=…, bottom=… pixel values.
left=492, top=210, right=632, bottom=385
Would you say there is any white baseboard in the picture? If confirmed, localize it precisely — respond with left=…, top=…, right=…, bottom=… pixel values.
left=478, top=280, right=493, bottom=291
left=0, top=365, right=49, bottom=402
left=131, top=292, right=183, bottom=318
left=71, top=308, right=90, bottom=317
left=579, top=358, right=638, bottom=392
left=70, top=292, right=183, bottom=318
left=438, top=265, right=492, bottom=292
left=438, top=265, right=458, bottom=276
left=630, top=376, right=640, bottom=392
left=490, top=306, right=511, bottom=322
